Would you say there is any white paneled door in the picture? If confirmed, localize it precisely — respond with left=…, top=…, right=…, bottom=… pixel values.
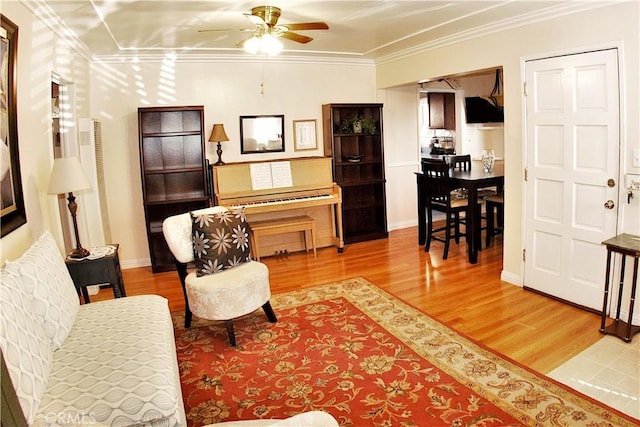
left=523, top=49, right=620, bottom=310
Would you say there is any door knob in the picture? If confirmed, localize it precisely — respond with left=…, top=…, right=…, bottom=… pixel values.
left=604, top=200, right=615, bottom=209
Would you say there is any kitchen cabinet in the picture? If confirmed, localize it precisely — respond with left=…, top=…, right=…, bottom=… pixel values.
left=138, top=105, right=210, bottom=272
left=322, top=103, right=388, bottom=243
left=428, top=92, right=455, bottom=130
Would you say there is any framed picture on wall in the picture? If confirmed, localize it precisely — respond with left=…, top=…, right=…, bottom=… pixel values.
left=1, top=14, right=27, bottom=237
left=293, top=119, right=317, bottom=151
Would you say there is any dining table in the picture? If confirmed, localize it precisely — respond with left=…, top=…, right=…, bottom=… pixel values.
left=416, top=161, right=504, bottom=264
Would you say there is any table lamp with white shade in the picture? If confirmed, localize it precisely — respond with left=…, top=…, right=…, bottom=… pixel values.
left=47, top=156, right=92, bottom=258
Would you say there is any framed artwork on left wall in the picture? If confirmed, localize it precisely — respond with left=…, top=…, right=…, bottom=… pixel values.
left=1, top=14, right=27, bottom=237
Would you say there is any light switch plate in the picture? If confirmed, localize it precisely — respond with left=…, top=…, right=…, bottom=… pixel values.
left=626, top=173, right=640, bottom=191
left=633, top=149, right=640, bottom=167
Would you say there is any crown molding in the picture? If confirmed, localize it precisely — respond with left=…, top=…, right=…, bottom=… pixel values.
left=375, top=1, right=618, bottom=65
left=90, top=52, right=375, bottom=66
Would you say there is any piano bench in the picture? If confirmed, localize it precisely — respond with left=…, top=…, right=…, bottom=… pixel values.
left=248, top=215, right=317, bottom=261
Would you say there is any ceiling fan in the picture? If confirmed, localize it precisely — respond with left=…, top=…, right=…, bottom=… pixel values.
left=199, top=5, right=329, bottom=45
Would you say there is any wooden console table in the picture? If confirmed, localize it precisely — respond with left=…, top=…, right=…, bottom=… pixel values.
left=600, top=233, right=640, bottom=342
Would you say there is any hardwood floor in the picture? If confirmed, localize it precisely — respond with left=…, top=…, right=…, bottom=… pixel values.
left=93, top=226, right=603, bottom=374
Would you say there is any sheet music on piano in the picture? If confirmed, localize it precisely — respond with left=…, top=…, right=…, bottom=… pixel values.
left=250, top=161, right=293, bottom=190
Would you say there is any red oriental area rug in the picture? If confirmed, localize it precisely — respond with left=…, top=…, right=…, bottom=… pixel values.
left=173, top=277, right=637, bottom=427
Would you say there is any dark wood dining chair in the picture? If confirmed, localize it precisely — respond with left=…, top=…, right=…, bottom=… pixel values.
left=420, top=162, right=481, bottom=259
left=420, top=157, right=446, bottom=173
left=446, top=154, right=471, bottom=200
left=446, top=154, right=498, bottom=245
left=485, top=194, right=504, bottom=247
left=447, top=154, right=472, bottom=171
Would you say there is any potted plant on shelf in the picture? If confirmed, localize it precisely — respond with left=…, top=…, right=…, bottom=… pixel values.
left=361, top=117, right=377, bottom=135
left=352, top=116, right=363, bottom=133
left=338, top=115, right=366, bottom=134
left=338, top=117, right=353, bottom=133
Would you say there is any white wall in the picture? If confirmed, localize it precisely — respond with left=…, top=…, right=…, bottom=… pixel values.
left=377, top=2, right=640, bottom=284
left=378, top=86, right=420, bottom=230
left=90, top=59, right=377, bottom=266
left=0, top=1, right=91, bottom=265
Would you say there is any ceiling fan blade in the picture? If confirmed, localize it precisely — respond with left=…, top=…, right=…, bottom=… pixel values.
left=280, top=31, right=313, bottom=44
left=284, top=22, right=329, bottom=31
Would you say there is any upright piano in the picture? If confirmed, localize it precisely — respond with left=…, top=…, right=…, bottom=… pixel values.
left=213, top=157, right=344, bottom=252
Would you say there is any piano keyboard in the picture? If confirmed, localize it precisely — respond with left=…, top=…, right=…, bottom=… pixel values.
left=229, top=193, right=334, bottom=209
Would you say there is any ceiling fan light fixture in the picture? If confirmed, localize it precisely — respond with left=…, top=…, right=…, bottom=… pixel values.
left=261, top=33, right=283, bottom=55
left=244, top=35, right=261, bottom=54
left=244, top=33, right=283, bottom=56
left=206, top=6, right=328, bottom=54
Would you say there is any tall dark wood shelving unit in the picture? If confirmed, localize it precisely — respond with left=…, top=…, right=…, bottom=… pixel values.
left=322, top=103, right=388, bottom=243
left=138, top=106, right=210, bottom=272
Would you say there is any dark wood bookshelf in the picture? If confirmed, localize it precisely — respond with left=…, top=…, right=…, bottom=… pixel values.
left=322, top=103, right=388, bottom=243
left=138, top=106, right=210, bottom=272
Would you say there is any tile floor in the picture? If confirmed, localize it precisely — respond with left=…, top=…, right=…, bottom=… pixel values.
left=548, top=333, right=639, bottom=420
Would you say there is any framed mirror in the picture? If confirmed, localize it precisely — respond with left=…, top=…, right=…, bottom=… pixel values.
left=240, top=115, right=285, bottom=153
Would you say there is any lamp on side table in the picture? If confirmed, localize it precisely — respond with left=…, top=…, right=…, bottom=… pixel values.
left=47, top=157, right=92, bottom=259
left=209, top=123, right=229, bottom=166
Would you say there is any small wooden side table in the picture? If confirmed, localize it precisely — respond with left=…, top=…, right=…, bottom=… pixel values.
left=600, top=233, right=640, bottom=342
left=65, top=244, right=126, bottom=304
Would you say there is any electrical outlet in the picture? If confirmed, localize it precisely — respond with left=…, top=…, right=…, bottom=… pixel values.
left=626, top=173, right=640, bottom=191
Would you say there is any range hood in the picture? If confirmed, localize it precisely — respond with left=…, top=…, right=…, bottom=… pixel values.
left=465, top=69, right=504, bottom=123
left=464, top=96, right=504, bottom=123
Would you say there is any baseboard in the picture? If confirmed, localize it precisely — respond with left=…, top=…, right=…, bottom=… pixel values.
left=120, top=257, right=151, bottom=270
left=501, top=270, right=522, bottom=286
left=388, top=220, right=417, bottom=231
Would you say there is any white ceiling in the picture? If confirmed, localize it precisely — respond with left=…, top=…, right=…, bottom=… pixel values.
left=37, top=0, right=617, bottom=61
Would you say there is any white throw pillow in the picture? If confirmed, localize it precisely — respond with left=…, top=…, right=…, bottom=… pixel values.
left=0, top=268, right=54, bottom=424
left=5, top=231, right=80, bottom=350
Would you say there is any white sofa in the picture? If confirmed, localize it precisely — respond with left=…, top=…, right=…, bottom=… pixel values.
left=0, top=231, right=186, bottom=426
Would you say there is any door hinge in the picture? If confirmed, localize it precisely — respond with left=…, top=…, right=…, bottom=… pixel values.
left=522, top=249, right=526, bottom=262
left=523, top=82, right=527, bottom=96
left=524, top=167, right=528, bottom=181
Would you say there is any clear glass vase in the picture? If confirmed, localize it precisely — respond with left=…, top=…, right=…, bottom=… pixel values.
left=481, top=149, right=496, bottom=173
